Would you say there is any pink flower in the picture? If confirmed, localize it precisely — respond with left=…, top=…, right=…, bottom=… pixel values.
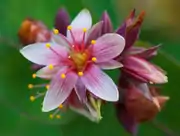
left=116, top=10, right=167, bottom=84
left=121, top=55, right=167, bottom=84
left=18, top=18, right=51, bottom=45
left=20, top=9, right=125, bottom=112
left=116, top=77, right=169, bottom=134
left=67, top=91, right=103, bottom=122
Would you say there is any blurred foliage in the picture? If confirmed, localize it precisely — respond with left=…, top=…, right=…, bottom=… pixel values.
left=0, top=0, right=180, bottom=136
left=115, top=0, right=180, bottom=39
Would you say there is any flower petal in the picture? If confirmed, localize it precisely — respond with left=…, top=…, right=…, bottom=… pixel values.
left=54, top=8, right=70, bottom=36
left=116, top=22, right=126, bottom=37
left=117, top=10, right=145, bottom=50
left=133, top=82, right=152, bottom=100
left=125, top=11, right=145, bottom=50
left=42, top=68, right=78, bottom=112
left=81, top=65, right=119, bottom=101
left=20, top=42, right=68, bottom=65
left=74, top=79, right=87, bottom=102
left=101, top=11, right=113, bottom=34
left=125, top=26, right=140, bottom=49
left=133, top=45, right=160, bottom=59
left=92, top=34, right=125, bottom=62
left=51, top=33, right=71, bottom=50
left=86, top=21, right=103, bottom=46
left=122, top=68, right=148, bottom=82
left=116, top=103, right=138, bottom=135
left=125, top=86, right=158, bottom=122
left=67, top=9, right=92, bottom=44
left=97, top=60, right=123, bottom=70
left=70, top=9, right=92, bottom=30
left=36, top=66, right=61, bottom=79
left=70, top=103, right=99, bottom=122
left=123, top=56, right=168, bottom=84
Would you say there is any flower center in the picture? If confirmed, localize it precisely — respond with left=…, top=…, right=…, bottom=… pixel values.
left=70, top=51, right=89, bottom=71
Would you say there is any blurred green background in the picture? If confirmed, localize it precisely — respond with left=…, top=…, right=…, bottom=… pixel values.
left=0, top=0, right=180, bottom=135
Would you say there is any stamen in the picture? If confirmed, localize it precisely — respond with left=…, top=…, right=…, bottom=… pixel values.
left=28, top=83, right=48, bottom=89
left=61, top=73, right=66, bottom=79
left=91, top=40, right=96, bottom=45
left=53, top=29, right=59, bottom=34
left=28, top=84, right=34, bottom=89
left=67, top=25, right=72, bottom=30
left=46, top=43, right=51, bottom=48
left=48, top=64, right=54, bottom=70
left=67, top=25, right=78, bottom=50
left=29, top=92, right=45, bottom=102
left=30, top=96, right=35, bottom=102
left=58, top=104, right=63, bottom=109
left=46, top=85, right=50, bottom=90
left=78, top=72, right=83, bottom=76
left=81, top=28, right=87, bottom=50
left=91, top=57, right=97, bottom=62
left=45, top=43, right=64, bottom=58
left=49, top=114, right=54, bottom=119
left=83, top=28, right=87, bottom=32
left=149, top=81, right=153, bottom=84
left=32, top=74, right=36, bottom=79
left=49, top=108, right=61, bottom=119
left=56, top=115, right=61, bottom=119
left=89, top=96, right=102, bottom=121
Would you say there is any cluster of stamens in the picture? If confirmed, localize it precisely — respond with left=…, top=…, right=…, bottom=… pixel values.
left=49, top=104, right=63, bottom=119
left=27, top=26, right=100, bottom=119
left=28, top=74, right=63, bottom=119
left=45, top=26, right=98, bottom=79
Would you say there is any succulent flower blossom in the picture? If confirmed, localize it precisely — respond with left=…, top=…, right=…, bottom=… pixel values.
left=20, top=9, right=125, bottom=112
left=18, top=18, right=51, bottom=45
left=116, top=9, right=168, bottom=84
left=116, top=77, right=169, bottom=134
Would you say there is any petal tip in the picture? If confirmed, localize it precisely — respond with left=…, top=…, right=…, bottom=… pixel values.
left=19, top=47, right=25, bottom=55
left=81, top=8, right=90, bottom=14
left=42, top=102, right=56, bottom=112
left=104, top=87, right=119, bottom=102
left=42, top=106, right=51, bottom=112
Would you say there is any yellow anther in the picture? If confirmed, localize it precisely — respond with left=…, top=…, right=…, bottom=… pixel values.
left=46, top=43, right=51, bottom=48
left=58, top=104, right=63, bottom=109
left=149, top=81, right=153, bottom=84
left=46, top=85, right=50, bottom=90
left=83, top=28, right=87, bottom=32
left=53, top=29, right=59, bottom=34
left=49, top=114, right=54, bottom=119
left=67, top=25, right=72, bottom=30
left=78, top=72, right=83, bottom=76
left=56, top=115, right=61, bottom=119
left=30, top=96, right=35, bottom=102
left=48, top=64, right=54, bottom=70
left=91, top=40, right=96, bottom=45
left=28, top=84, right=33, bottom=89
left=92, top=57, right=97, bottom=62
left=61, top=73, right=66, bottom=79
left=32, top=74, right=36, bottom=79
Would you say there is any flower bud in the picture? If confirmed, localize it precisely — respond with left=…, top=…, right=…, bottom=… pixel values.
left=18, top=18, right=51, bottom=45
